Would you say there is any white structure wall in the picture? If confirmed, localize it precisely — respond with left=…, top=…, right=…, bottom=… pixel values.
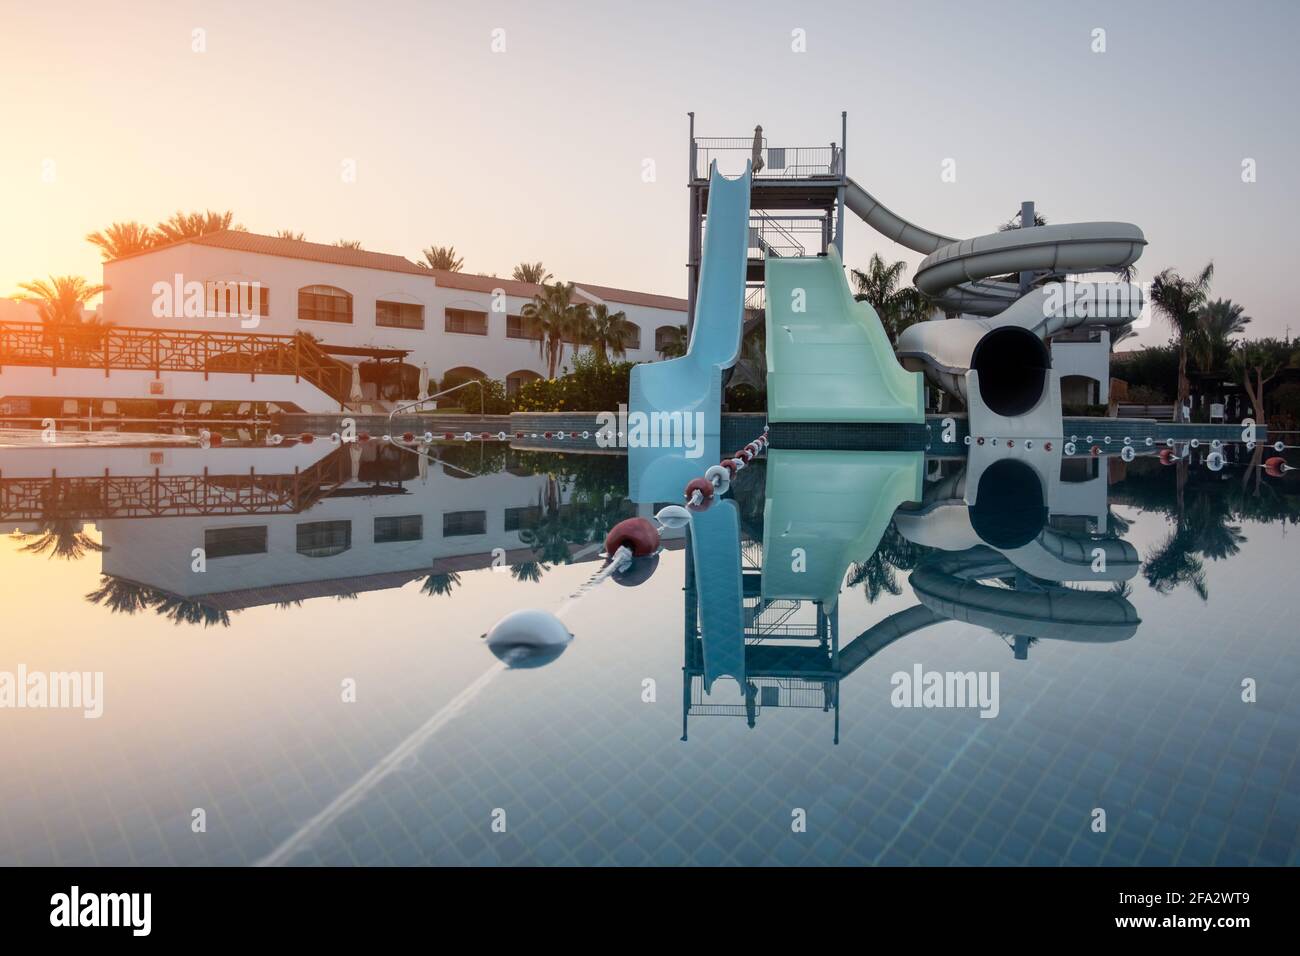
left=101, top=238, right=685, bottom=390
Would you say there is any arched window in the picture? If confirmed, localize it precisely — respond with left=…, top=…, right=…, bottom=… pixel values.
left=506, top=369, right=542, bottom=397
left=298, top=285, right=352, bottom=324
left=655, top=324, right=683, bottom=355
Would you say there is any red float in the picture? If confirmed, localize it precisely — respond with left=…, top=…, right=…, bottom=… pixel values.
left=357, top=432, right=371, bottom=442
left=604, top=517, right=660, bottom=558
left=1265, top=456, right=1288, bottom=477
left=1159, top=448, right=1176, bottom=465
left=402, top=431, right=415, bottom=442
left=299, top=433, right=314, bottom=444
left=209, top=432, right=223, bottom=447
left=684, top=477, right=715, bottom=511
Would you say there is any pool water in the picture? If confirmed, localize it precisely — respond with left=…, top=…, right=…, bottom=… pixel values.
left=1, top=439, right=1297, bottom=866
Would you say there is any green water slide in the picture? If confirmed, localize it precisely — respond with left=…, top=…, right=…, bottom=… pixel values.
left=761, top=449, right=924, bottom=609
left=764, top=247, right=924, bottom=424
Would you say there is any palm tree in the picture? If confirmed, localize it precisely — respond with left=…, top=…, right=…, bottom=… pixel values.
left=276, top=229, right=306, bottom=241
left=85, top=576, right=158, bottom=614
left=585, top=304, right=634, bottom=365
left=523, top=281, right=587, bottom=377
left=512, top=262, right=552, bottom=284
left=1149, top=263, right=1214, bottom=416
left=657, top=324, right=688, bottom=359
left=1190, top=298, right=1250, bottom=376
left=419, top=245, right=464, bottom=271
left=153, top=209, right=240, bottom=244
left=16, top=275, right=105, bottom=326
left=85, top=221, right=155, bottom=260
left=850, top=253, right=934, bottom=345
left=333, top=239, right=363, bottom=249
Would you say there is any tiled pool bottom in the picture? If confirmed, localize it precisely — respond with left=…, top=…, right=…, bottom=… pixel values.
left=0, top=466, right=1296, bottom=866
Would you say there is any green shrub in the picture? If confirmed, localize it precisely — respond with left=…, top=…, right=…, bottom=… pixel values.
left=513, top=351, right=634, bottom=412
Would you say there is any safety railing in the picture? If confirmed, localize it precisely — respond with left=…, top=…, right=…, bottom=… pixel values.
left=693, top=138, right=842, bottom=180
left=0, top=321, right=353, bottom=404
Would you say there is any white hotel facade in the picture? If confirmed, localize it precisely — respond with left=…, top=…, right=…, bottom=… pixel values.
left=100, top=230, right=687, bottom=403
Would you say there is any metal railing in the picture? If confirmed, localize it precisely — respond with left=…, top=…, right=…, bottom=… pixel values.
left=0, top=321, right=353, bottom=404
left=693, top=138, right=842, bottom=180
left=748, top=214, right=827, bottom=259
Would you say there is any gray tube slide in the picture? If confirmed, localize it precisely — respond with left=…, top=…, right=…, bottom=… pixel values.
left=843, top=177, right=1147, bottom=420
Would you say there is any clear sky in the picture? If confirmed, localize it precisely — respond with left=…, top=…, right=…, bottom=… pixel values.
left=2, top=0, right=1297, bottom=346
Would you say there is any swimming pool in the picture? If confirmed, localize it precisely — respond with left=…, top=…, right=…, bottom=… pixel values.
left=1, top=438, right=1296, bottom=866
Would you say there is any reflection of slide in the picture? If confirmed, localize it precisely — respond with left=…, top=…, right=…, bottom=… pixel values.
left=628, top=160, right=749, bottom=501
left=761, top=449, right=923, bottom=608
left=910, top=548, right=1140, bottom=643
left=765, top=247, right=924, bottom=423
left=688, top=499, right=746, bottom=691
left=843, top=177, right=1145, bottom=435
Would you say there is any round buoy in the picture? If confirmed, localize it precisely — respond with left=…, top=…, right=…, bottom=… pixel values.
left=964, top=435, right=972, bottom=446
left=1206, top=451, right=1225, bottom=471
left=1043, top=441, right=1052, bottom=451
left=1159, top=448, right=1176, bottom=465
left=402, top=431, right=415, bottom=443
left=655, top=505, right=692, bottom=529
left=684, top=477, right=714, bottom=510
left=357, top=432, right=371, bottom=442
left=1275, top=441, right=1286, bottom=452
left=300, top=432, right=314, bottom=444
left=1265, top=456, right=1288, bottom=477
left=330, top=432, right=341, bottom=443
left=1190, top=438, right=1200, bottom=448
left=702, top=468, right=733, bottom=489
left=1064, top=442, right=1076, bottom=455
left=1145, top=437, right=1153, bottom=446
left=1121, top=445, right=1136, bottom=462
left=423, top=432, right=434, bottom=443
left=269, top=433, right=284, bottom=445
left=485, top=609, right=573, bottom=669
left=209, top=432, right=223, bottom=447
left=720, top=459, right=739, bottom=475
left=604, top=517, right=660, bottom=558
left=1090, top=445, right=1102, bottom=456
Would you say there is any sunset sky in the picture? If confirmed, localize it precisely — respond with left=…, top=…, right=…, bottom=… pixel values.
left=2, top=0, right=1298, bottom=346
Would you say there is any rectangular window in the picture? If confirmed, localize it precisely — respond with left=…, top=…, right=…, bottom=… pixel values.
left=376, top=300, right=425, bottom=330
left=374, top=514, right=423, bottom=543
left=298, top=286, right=353, bottom=324
left=296, top=520, right=352, bottom=557
left=506, top=314, right=543, bottom=340
left=443, top=511, right=486, bottom=536
left=445, top=308, right=488, bottom=335
left=504, top=506, right=541, bottom=532
left=204, top=525, right=267, bottom=559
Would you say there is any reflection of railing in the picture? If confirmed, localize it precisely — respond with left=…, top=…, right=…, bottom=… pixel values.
left=693, top=138, right=840, bottom=180
left=0, top=322, right=352, bottom=404
left=687, top=675, right=831, bottom=716
left=0, top=449, right=352, bottom=521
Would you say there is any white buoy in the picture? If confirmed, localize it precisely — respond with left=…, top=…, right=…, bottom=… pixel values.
left=1064, top=442, right=1077, bottom=455
left=485, top=610, right=573, bottom=669
left=1121, top=445, right=1136, bottom=462
left=655, top=505, right=691, bottom=529
left=1206, top=451, right=1225, bottom=471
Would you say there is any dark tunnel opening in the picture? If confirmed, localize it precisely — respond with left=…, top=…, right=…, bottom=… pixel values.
left=969, top=458, right=1048, bottom=550
left=970, top=326, right=1051, bottom=418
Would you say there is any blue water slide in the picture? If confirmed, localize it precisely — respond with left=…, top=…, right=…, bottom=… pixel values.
left=627, top=161, right=751, bottom=502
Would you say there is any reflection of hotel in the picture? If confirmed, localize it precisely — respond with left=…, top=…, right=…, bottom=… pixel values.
left=102, top=232, right=687, bottom=399
left=1, top=442, right=682, bottom=610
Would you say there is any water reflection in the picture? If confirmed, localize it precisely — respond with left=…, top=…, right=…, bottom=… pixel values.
left=680, top=442, right=1300, bottom=741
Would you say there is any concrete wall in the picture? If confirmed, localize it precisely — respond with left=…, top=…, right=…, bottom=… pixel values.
left=103, top=245, right=683, bottom=386
left=0, top=364, right=339, bottom=412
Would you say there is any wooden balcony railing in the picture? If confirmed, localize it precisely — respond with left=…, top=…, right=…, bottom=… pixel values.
left=0, top=322, right=353, bottom=404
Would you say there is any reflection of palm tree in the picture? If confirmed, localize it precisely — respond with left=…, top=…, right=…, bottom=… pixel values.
left=421, top=572, right=461, bottom=596
left=85, top=575, right=233, bottom=628
left=19, top=483, right=108, bottom=560
left=845, top=521, right=929, bottom=602
left=510, top=561, right=547, bottom=583
left=1142, top=527, right=1208, bottom=600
